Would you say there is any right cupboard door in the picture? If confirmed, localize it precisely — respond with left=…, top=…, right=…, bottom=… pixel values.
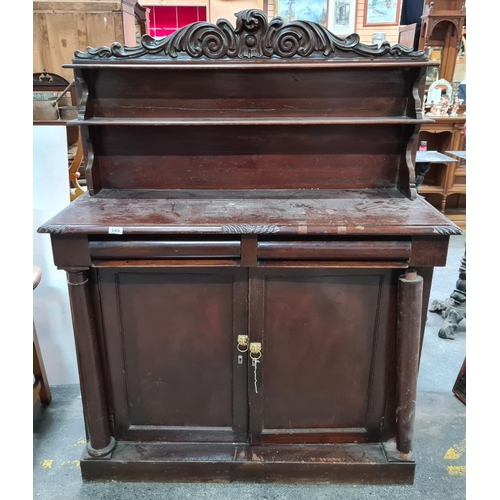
left=248, top=268, right=399, bottom=445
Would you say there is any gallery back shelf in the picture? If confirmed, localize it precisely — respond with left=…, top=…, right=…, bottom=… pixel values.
left=70, top=116, right=434, bottom=126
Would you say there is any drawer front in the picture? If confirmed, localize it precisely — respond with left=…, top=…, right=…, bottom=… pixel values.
left=257, top=239, right=411, bottom=261
left=89, top=238, right=240, bottom=259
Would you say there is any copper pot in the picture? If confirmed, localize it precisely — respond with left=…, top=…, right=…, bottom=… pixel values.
left=59, top=106, right=78, bottom=120
left=33, top=100, right=59, bottom=120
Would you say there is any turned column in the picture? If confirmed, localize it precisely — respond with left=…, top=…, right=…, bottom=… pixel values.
left=67, top=270, right=116, bottom=457
left=396, top=269, right=423, bottom=457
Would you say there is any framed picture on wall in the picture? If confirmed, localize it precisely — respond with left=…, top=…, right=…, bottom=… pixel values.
left=327, top=0, right=357, bottom=36
left=364, top=0, right=401, bottom=26
left=277, top=1, right=329, bottom=26
left=276, top=1, right=357, bottom=35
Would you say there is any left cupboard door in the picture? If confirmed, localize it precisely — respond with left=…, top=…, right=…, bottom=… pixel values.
left=97, top=267, right=249, bottom=443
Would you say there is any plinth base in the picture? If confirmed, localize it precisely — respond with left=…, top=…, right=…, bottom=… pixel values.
left=80, top=441, right=415, bottom=484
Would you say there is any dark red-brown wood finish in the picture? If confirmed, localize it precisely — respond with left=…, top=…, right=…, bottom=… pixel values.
left=39, top=9, right=460, bottom=484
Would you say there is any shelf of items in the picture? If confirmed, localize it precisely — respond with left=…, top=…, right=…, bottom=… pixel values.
left=419, top=116, right=466, bottom=151
left=416, top=151, right=458, bottom=210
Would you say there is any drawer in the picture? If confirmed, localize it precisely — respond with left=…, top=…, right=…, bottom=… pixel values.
left=89, top=237, right=240, bottom=259
left=257, top=239, right=411, bottom=261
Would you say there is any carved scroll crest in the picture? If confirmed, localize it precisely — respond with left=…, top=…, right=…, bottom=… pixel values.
left=75, top=9, right=425, bottom=61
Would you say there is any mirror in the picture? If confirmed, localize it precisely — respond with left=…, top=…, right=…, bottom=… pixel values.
left=424, top=78, right=461, bottom=117
left=425, top=46, right=442, bottom=84
left=427, top=78, right=453, bottom=104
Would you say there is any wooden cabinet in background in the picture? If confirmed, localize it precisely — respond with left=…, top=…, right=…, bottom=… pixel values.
left=443, top=150, right=466, bottom=229
left=418, top=116, right=466, bottom=229
left=398, top=23, right=418, bottom=50
left=33, top=1, right=147, bottom=81
left=39, top=9, right=461, bottom=485
left=419, top=1, right=466, bottom=84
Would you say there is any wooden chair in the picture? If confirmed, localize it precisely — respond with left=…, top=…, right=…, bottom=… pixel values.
left=33, top=266, right=51, bottom=408
left=69, top=130, right=86, bottom=201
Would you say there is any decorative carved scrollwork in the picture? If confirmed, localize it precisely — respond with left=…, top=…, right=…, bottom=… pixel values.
left=37, top=225, right=73, bottom=234
left=75, top=9, right=425, bottom=61
left=222, top=224, right=280, bottom=234
left=433, top=226, right=462, bottom=235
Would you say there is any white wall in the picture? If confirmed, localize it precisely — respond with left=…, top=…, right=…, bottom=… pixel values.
left=33, top=126, right=79, bottom=385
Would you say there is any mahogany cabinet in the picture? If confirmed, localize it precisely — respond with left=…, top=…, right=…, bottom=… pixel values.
left=39, top=9, right=461, bottom=484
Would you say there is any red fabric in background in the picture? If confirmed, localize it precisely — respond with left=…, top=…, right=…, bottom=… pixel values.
left=149, top=6, right=207, bottom=38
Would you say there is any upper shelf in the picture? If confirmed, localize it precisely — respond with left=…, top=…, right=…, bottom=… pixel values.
left=66, top=60, right=439, bottom=70
left=70, top=116, right=434, bottom=127
left=63, top=9, right=434, bottom=200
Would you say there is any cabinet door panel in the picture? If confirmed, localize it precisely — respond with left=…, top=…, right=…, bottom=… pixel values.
left=249, top=269, right=397, bottom=444
left=98, top=267, right=248, bottom=442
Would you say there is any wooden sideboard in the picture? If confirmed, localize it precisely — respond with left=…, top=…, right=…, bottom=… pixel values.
left=39, top=9, right=461, bottom=484
left=418, top=116, right=466, bottom=228
left=419, top=1, right=466, bottom=84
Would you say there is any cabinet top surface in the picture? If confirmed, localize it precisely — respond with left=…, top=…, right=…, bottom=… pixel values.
left=39, top=189, right=461, bottom=236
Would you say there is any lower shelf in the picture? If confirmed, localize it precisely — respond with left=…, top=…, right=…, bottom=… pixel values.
left=80, top=441, right=415, bottom=484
